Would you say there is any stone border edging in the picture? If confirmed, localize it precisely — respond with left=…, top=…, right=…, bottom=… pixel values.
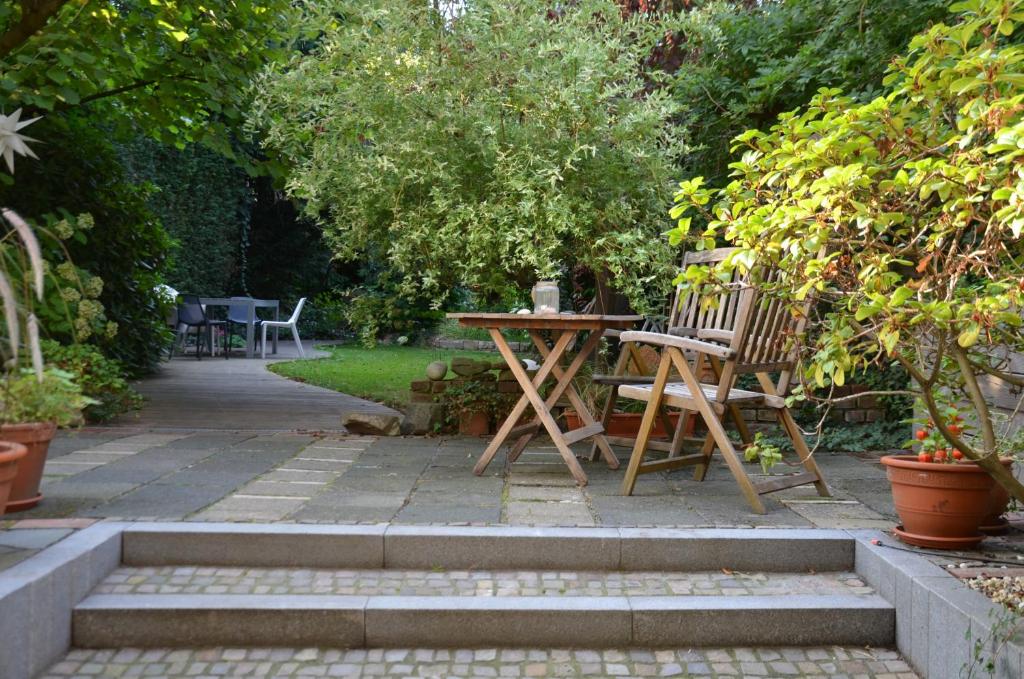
left=0, top=521, right=123, bottom=679
left=121, top=523, right=855, bottom=572
left=852, top=529, right=1024, bottom=679
left=73, top=592, right=893, bottom=649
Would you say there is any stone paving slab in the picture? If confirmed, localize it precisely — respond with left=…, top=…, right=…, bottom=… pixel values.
left=41, top=646, right=919, bottom=678
left=0, top=426, right=918, bottom=564
left=92, top=566, right=875, bottom=598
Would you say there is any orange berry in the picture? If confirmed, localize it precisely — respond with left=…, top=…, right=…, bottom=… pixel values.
left=934, top=449, right=947, bottom=461
left=918, top=452, right=934, bottom=463
left=949, top=424, right=961, bottom=436
left=952, top=450, right=964, bottom=460
left=916, top=430, right=928, bottom=440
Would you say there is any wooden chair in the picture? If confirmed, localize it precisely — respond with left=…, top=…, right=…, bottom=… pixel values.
left=616, top=264, right=830, bottom=513
left=588, top=247, right=753, bottom=462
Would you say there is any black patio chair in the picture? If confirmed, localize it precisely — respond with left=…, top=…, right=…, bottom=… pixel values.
left=172, top=294, right=228, bottom=360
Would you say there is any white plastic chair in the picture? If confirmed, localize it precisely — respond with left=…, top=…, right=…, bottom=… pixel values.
left=261, top=297, right=307, bottom=358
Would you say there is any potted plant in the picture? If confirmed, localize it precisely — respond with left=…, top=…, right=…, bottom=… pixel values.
left=1, top=369, right=90, bottom=511
left=880, top=405, right=1013, bottom=549
left=0, top=206, right=91, bottom=511
left=668, top=0, right=1024, bottom=546
left=0, top=441, right=27, bottom=515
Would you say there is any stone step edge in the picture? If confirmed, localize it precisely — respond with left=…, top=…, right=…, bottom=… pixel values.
left=121, top=523, right=855, bottom=572
left=73, top=593, right=894, bottom=649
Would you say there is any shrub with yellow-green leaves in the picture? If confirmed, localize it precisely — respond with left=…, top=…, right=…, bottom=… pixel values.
left=670, top=0, right=1024, bottom=499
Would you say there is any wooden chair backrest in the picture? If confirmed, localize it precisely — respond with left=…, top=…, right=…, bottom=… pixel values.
left=668, top=247, right=811, bottom=398
left=719, top=266, right=811, bottom=397
left=668, top=247, right=743, bottom=339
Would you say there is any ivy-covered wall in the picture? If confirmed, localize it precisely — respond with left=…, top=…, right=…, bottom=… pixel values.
left=120, top=139, right=252, bottom=297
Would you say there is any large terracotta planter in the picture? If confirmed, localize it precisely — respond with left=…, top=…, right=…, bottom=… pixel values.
left=458, top=411, right=490, bottom=436
left=565, top=410, right=681, bottom=439
left=881, top=454, right=996, bottom=550
left=0, top=441, right=28, bottom=515
left=3, top=421, right=57, bottom=512
left=980, top=457, right=1016, bottom=535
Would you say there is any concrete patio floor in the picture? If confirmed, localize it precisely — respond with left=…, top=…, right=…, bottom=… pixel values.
left=0, top=427, right=909, bottom=571
left=3, top=342, right=1019, bottom=574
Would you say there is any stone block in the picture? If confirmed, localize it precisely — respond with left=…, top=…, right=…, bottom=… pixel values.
left=342, top=412, right=401, bottom=436
left=73, top=594, right=366, bottom=648
left=410, top=380, right=430, bottom=393
left=498, top=380, right=521, bottom=394
left=431, top=380, right=448, bottom=394
left=122, top=523, right=385, bottom=568
left=365, top=596, right=631, bottom=648
left=408, top=391, right=434, bottom=403
left=631, top=595, right=894, bottom=647
left=619, top=528, right=854, bottom=572
left=383, top=525, right=620, bottom=570
left=402, top=402, right=444, bottom=435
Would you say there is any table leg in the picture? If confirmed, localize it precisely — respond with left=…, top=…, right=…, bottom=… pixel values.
left=472, top=330, right=575, bottom=477
left=527, top=331, right=619, bottom=469
left=246, top=302, right=255, bottom=359
left=507, top=329, right=606, bottom=463
left=273, top=302, right=279, bottom=354
left=505, top=329, right=581, bottom=461
left=486, top=328, right=589, bottom=486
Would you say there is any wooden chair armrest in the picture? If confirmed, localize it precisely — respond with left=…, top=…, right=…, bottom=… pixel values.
left=618, top=331, right=735, bottom=359
left=696, top=328, right=735, bottom=343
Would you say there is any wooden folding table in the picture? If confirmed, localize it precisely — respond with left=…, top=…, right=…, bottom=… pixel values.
left=447, top=313, right=642, bottom=486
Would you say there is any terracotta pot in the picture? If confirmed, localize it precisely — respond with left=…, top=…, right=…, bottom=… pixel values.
left=3, top=421, right=57, bottom=512
left=980, top=457, right=1016, bottom=535
left=565, top=410, right=681, bottom=439
left=881, top=454, right=996, bottom=550
left=0, top=441, right=28, bottom=516
left=458, top=411, right=490, bottom=437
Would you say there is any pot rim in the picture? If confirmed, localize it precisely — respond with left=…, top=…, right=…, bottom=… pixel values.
left=880, top=454, right=1012, bottom=471
left=0, top=421, right=58, bottom=433
left=0, top=440, right=27, bottom=462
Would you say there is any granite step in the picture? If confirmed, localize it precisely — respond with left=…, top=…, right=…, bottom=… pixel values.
left=72, top=570, right=894, bottom=648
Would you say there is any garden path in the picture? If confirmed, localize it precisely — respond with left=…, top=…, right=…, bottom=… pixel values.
left=110, top=340, right=398, bottom=432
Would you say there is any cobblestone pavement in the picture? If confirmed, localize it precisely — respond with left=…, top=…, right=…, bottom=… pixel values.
left=94, top=566, right=874, bottom=598
left=42, top=646, right=918, bottom=678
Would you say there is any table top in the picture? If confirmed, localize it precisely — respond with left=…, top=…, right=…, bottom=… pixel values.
left=447, top=312, right=642, bottom=330
left=200, top=297, right=279, bottom=308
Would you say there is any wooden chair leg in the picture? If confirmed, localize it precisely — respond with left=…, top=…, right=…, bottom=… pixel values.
left=777, top=407, right=831, bottom=497
left=692, top=432, right=716, bottom=481
left=620, top=351, right=673, bottom=496
left=589, top=383, right=619, bottom=462
left=668, top=347, right=766, bottom=514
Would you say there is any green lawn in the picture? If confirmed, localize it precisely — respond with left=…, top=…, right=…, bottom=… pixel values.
left=268, top=344, right=497, bottom=408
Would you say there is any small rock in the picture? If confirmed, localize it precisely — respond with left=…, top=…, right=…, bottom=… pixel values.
left=451, top=356, right=488, bottom=376
left=426, top=361, right=448, bottom=381
left=401, top=402, right=444, bottom=435
left=342, top=411, right=401, bottom=436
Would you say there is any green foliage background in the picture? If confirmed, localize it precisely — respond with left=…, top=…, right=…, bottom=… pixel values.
left=121, top=139, right=252, bottom=297
left=670, top=0, right=951, bottom=183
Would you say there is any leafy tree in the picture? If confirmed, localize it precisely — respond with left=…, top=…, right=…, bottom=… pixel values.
left=0, top=0, right=300, bottom=151
left=670, top=0, right=1024, bottom=500
left=668, top=0, right=950, bottom=184
left=252, top=0, right=685, bottom=313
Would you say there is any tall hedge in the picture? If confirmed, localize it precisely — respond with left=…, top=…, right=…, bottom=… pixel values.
left=120, top=139, right=252, bottom=297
